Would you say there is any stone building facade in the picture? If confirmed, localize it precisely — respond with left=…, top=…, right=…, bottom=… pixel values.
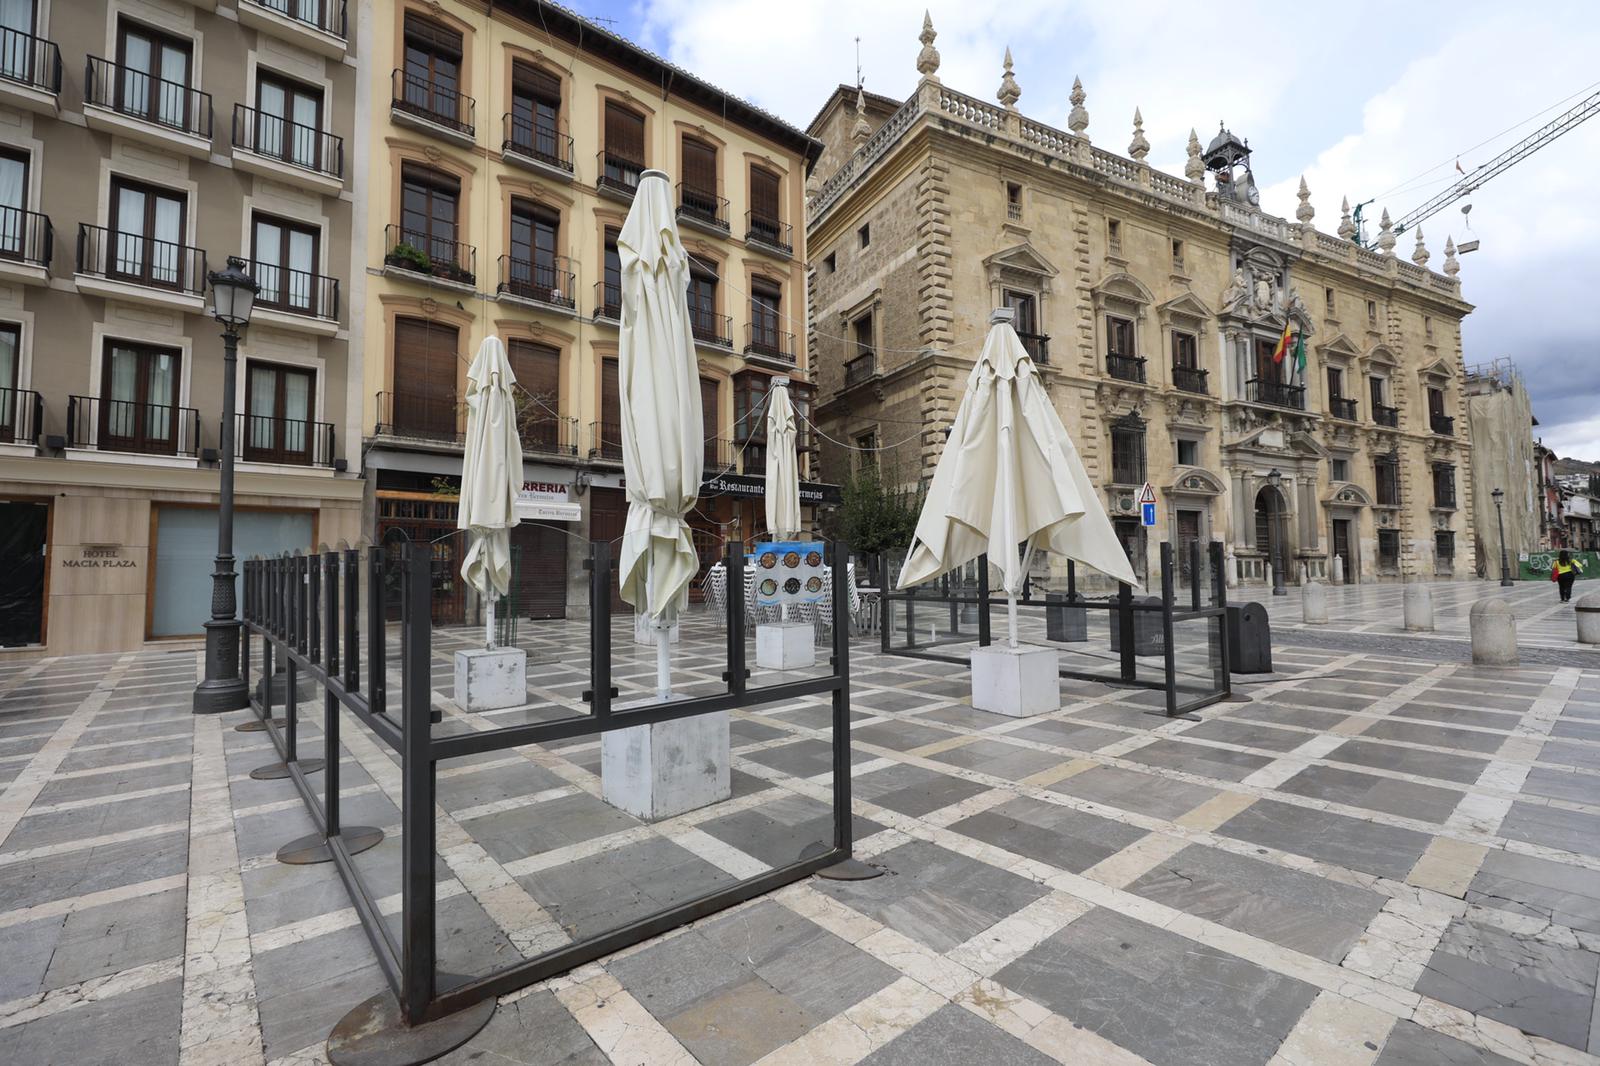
left=1464, top=359, right=1538, bottom=575
left=805, top=16, right=1476, bottom=588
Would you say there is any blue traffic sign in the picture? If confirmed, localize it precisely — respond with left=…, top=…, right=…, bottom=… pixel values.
left=1140, top=502, right=1157, bottom=527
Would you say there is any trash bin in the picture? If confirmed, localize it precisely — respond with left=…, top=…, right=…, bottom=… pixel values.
left=1045, top=592, right=1088, bottom=642
left=1227, top=602, right=1273, bottom=673
left=1109, top=595, right=1163, bottom=656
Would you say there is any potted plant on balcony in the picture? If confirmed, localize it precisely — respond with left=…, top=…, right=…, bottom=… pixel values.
left=386, top=242, right=433, bottom=274
left=436, top=259, right=475, bottom=286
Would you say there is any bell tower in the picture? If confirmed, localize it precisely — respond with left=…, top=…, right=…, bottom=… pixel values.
left=1204, top=123, right=1259, bottom=207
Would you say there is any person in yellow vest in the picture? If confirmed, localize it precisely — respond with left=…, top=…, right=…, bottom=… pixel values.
left=1553, top=550, right=1585, bottom=603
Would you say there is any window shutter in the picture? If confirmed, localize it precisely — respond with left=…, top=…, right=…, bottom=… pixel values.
left=750, top=167, right=779, bottom=220
left=508, top=340, right=559, bottom=403
left=683, top=138, right=718, bottom=194
left=404, top=15, right=462, bottom=56
left=700, top=376, right=718, bottom=444
left=512, top=61, right=561, bottom=102
left=605, top=103, right=644, bottom=162
left=601, top=358, right=620, bottom=426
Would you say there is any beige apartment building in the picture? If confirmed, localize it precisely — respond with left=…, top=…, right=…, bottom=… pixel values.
left=356, top=0, right=821, bottom=622
left=806, top=17, right=1476, bottom=588
left=0, top=0, right=361, bottom=655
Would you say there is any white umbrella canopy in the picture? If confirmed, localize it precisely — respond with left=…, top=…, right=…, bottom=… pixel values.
left=458, top=335, right=525, bottom=648
left=764, top=378, right=802, bottom=540
left=898, top=310, right=1138, bottom=644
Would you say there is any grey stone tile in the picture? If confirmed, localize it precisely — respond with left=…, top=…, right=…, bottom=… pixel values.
left=926, top=738, right=1063, bottom=780
left=851, top=719, right=957, bottom=752
left=1466, top=849, right=1600, bottom=936
left=43, top=887, right=186, bottom=990
left=1181, top=718, right=1310, bottom=753
left=1519, top=766, right=1600, bottom=805
left=1498, top=802, right=1600, bottom=857
left=435, top=988, right=608, bottom=1065
left=1391, top=702, right=1520, bottom=731
left=1374, top=1019, right=1520, bottom=1066
left=1048, top=764, right=1221, bottom=821
left=257, top=958, right=388, bottom=1061
left=853, top=688, right=943, bottom=713
left=764, top=703, right=867, bottom=731
left=434, top=759, right=568, bottom=812
left=1229, top=702, right=1351, bottom=732
left=742, top=738, right=837, bottom=778
left=853, top=762, right=990, bottom=818
left=1538, top=741, right=1600, bottom=772
left=0, top=830, right=188, bottom=911
left=1276, top=764, right=1464, bottom=823
left=1215, top=798, right=1431, bottom=879
left=519, top=837, right=734, bottom=940
left=55, top=735, right=192, bottom=773
left=1551, top=718, right=1600, bottom=742
left=950, top=795, right=1146, bottom=873
left=464, top=791, right=640, bottom=866
left=2, top=789, right=192, bottom=852
left=1360, top=719, right=1506, bottom=754
left=859, top=1002, right=1056, bottom=1066
left=994, top=907, right=1318, bottom=1066
left=0, top=914, right=59, bottom=1001
left=0, top=976, right=181, bottom=1066
left=1001, top=718, right=1129, bottom=752
left=697, top=791, right=879, bottom=869
left=730, top=718, right=790, bottom=746
left=1121, top=737, right=1274, bottom=781
left=663, top=976, right=817, bottom=1066
left=910, top=703, right=1013, bottom=730
left=1326, top=738, right=1489, bottom=785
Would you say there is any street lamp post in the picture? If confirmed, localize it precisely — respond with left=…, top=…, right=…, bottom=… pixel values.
left=1268, top=468, right=1287, bottom=596
left=194, top=257, right=259, bottom=714
left=1492, top=487, right=1514, bottom=587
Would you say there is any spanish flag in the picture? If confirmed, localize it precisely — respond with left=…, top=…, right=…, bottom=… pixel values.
left=1271, top=320, right=1294, bottom=364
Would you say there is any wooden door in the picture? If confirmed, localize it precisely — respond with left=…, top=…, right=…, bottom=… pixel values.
left=1176, top=509, right=1201, bottom=579
left=1333, top=519, right=1354, bottom=582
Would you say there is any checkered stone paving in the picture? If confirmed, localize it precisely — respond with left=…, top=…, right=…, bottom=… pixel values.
left=0, top=577, right=1597, bottom=1065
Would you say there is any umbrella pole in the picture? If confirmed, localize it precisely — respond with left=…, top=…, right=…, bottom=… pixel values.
left=648, top=554, right=673, bottom=701
left=485, top=594, right=496, bottom=650
left=1009, top=542, right=1037, bottom=650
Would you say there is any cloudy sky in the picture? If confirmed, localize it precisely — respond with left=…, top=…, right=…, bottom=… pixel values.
left=575, top=0, right=1600, bottom=458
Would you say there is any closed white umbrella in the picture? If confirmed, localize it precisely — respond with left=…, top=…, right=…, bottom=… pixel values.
left=898, top=309, right=1138, bottom=647
left=458, top=335, right=524, bottom=649
left=764, top=377, right=802, bottom=539
left=616, top=170, right=703, bottom=699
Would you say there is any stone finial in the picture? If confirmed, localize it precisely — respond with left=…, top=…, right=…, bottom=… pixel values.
left=1068, top=76, right=1089, bottom=137
left=1295, top=176, right=1314, bottom=223
left=1337, top=196, right=1355, bottom=240
left=997, top=47, right=1020, bottom=109
left=1377, top=208, right=1396, bottom=255
left=1443, top=236, right=1460, bottom=277
left=1128, top=108, right=1149, bottom=161
left=915, top=10, right=940, bottom=80
left=1185, top=128, right=1204, bottom=182
left=851, top=85, right=870, bottom=145
left=1411, top=227, right=1430, bottom=267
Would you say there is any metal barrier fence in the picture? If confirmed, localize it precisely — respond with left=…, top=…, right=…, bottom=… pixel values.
left=240, top=538, right=856, bottom=1054
left=879, top=541, right=1231, bottom=718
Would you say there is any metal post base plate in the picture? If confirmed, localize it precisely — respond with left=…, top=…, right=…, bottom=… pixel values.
left=327, top=974, right=495, bottom=1066
left=236, top=717, right=288, bottom=733
left=800, top=842, right=885, bottom=881
left=250, top=758, right=325, bottom=781
left=277, top=827, right=384, bottom=866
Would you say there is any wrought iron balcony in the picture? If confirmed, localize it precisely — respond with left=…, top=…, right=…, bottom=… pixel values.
left=1433, top=485, right=1457, bottom=510
left=744, top=211, right=792, bottom=255
left=1330, top=396, right=1359, bottom=421
left=0, top=207, right=52, bottom=268
left=745, top=322, right=795, bottom=365
left=592, top=279, right=621, bottom=320
left=67, top=394, right=200, bottom=457
left=596, top=150, right=643, bottom=198
left=77, top=222, right=206, bottom=295
left=1430, top=413, right=1455, bottom=436
left=0, top=386, right=42, bottom=445
left=1373, top=403, right=1399, bottom=428
left=515, top=406, right=579, bottom=457
left=242, top=0, right=348, bottom=41
left=704, top=436, right=731, bottom=470
left=84, top=56, right=212, bottom=139
left=249, top=259, right=338, bottom=320
left=383, top=225, right=475, bottom=287
left=374, top=389, right=463, bottom=443
left=1246, top=378, right=1306, bottom=410
left=1172, top=364, right=1208, bottom=395
left=498, top=254, right=575, bottom=310
left=0, top=26, right=61, bottom=95
left=501, top=113, right=572, bottom=173
left=391, top=68, right=474, bottom=137
left=1017, top=331, right=1050, bottom=364
left=232, top=103, right=343, bottom=179
left=589, top=420, right=623, bottom=462
left=690, top=307, right=732, bottom=348
left=237, top=412, right=335, bottom=466
left=741, top=448, right=767, bottom=476
left=1106, top=353, right=1146, bottom=383
left=844, top=352, right=877, bottom=389
left=676, top=183, right=728, bottom=232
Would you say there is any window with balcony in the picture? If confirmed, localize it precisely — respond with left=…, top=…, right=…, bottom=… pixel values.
left=394, top=164, right=469, bottom=280
left=596, top=356, right=621, bottom=460
left=1375, top=458, right=1400, bottom=507
left=508, top=339, right=567, bottom=453
left=109, top=177, right=187, bottom=289
left=597, top=227, right=620, bottom=318
left=747, top=281, right=790, bottom=363
left=733, top=370, right=768, bottom=445
left=0, top=2, right=58, bottom=95
left=1427, top=387, right=1453, bottom=435
left=1005, top=290, right=1047, bottom=363
left=845, top=312, right=876, bottom=387
left=244, top=361, right=316, bottom=464
left=252, top=214, right=323, bottom=317
left=0, top=147, right=40, bottom=264
left=678, top=136, right=725, bottom=229
left=387, top=317, right=458, bottom=439
left=747, top=165, right=787, bottom=251
left=1378, top=529, right=1400, bottom=573
left=255, top=72, right=323, bottom=171
left=99, top=340, right=183, bottom=454
left=1432, top=463, right=1456, bottom=509
left=1369, top=374, right=1398, bottom=426
left=1106, top=314, right=1144, bottom=382
left=1109, top=416, right=1146, bottom=485
left=115, top=21, right=194, bottom=130
left=601, top=102, right=644, bottom=193
left=1327, top=366, right=1357, bottom=420
left=1247, top=335, right=1304, bottom=408
left=1170, top=238, right=1183, bottom=271
left=0, top=322, right=19, bottom=443
left=1366, top=299, right=1377, bottom=326
left=399, top=14, right=467, bottom=131
left=1007, top=182, right=1022, bottom=222
left=507, top=61, right=566, bottom=169
left=687, top=255, right=726, bottom=345
left=1171, top=330, right=1204, bottom=393
left=504, top=198, right=569, bottom=307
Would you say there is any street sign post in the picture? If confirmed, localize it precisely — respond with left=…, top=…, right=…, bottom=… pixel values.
left=1138, top=482, right=1157, bottom=527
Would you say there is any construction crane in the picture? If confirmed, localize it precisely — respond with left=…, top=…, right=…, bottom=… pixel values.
left=1358, top=87, right=1600, bottom=247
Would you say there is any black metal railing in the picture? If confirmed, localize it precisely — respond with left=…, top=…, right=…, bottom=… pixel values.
left=1330, top=396, right=1358, bottom=421
left=516, top=409, right=578, bottom=457
left=677, top=183, right=728, bottom=231
left=1433, top=483, right=1457, bottom=509
left=690, top=308, right=732, bottom=347
left=232, top=103, right=344, bottom=180
left=391, top=68, right=474, bottom=136
left=1374, top=403, right=1399, bottom=428
left=243, top=0, right=348, bottom=41
left=589, top=419, right=622, bottom=461
left=1106, top=353, right=1146, bottom=383
left=383, top=225, right=475, bottom=286
left=67, top=394, right=199, bottom=456
left=704, top=436, right=731, bottom=469
left=592, top=279, right=621, bottom=320
left=497, top=254, right=574, bottom=309
left=742, top=448, right=766, bottom=476
left=84, top=56, right=212, bottom=139
left=745, top=211, right=791, bottom=255
left=844, top=352, right=876, bottom=388
left=1017, top=331, right=1050, bottom=364
left=1376, top=463, right=1401, bottom=507
left=250, top=259, right=339, bottom=320
left=1247, top=378, right=1306, bottom=410
left=0, top=26, right=62, bottom=95
left=596, top=150, right=643, bottom=197
left=1111, top=455, right=1146, bottom=486
left=237, top=412, right=335, bottom=466
left=0, top=386, right=42, bottom=445
left=501, top=112, right=572, bottom=172
left=0, top=207, right=52, bottom=268
left=1172, top=364, right=1207, bottom=394
left=374, top=390, right=462, bottom=442
left=745, top=322, right=795, bottom=364
left=1431, top=413, right=1455, bottom=436
left=77, top=222, right=206, bottom=294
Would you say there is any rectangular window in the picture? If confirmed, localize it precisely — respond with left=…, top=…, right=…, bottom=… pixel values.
left=1254, top=337, right=1282, bottom=384
left=1110, top=421, right=1146, bottom=485
left=508, top=339, right=561, bottom=450
left=1007, top=182, right=1022, bottom=221
left=750, top=166, right=781, bottom=235
left=401, top=14, right=463, bottom=126
left=680, top=136, right=719, bottom=220
left=510, top=61, right=562, bottom=164
left=1375, top=460, right=1400, bottom=507
left=1324, top=287, right=1335, bottom=314
left=116, top=19, right=192, bottom=129
left=1172, top=331, right=1197, bottom=369
left=750, top=281, right=782, bottom=354
left=391, top=318, right=458, bottom=438
left=0, top=147, right=28, bottom=259
left=602, top=102, right=645, bottom=188
left=1378, top=529, right=1400, bottom=573
left=1326, top=367, right=1344, bottom=400
left=733, top=370, right=769, bottom=443
left=687, top=255, right=719, bottom=342
left=100, top=339, right=181, bottom=454
left=821, top=253, right=835, bottom=274
left=602, top=227, right=621, bottom=315
left=1432, top=463, right=1456, bottom=509
left=1176, top=438, right=1198, bottom=466
left=853, top=313, right=874, bottom=360
left=1106, top=218, right=1121, bottom=250
left=598, top=357, right=621, bottom=459
left=1435, top=531, right=1455, bottom=574
left=858, top=222, right=870, bottom=249
left=1427, top=387, right=1446, bottom=419
left=1331, top=457, right=1349, bottom=481
left=109, top=176, right=186, bottom=288
left=1366, top=299, right=1377, bottom=325
left=508, top=198, right=560, bottom=299
left=399, top=164, right=459, bottom=266
left=252, top=214, right=319, bottom=314
left=1424, top=315, right=1433, bottom=339
left=1171, top=239, right=1184, bottom=270
left=855, top=429, right=878, bottom=471
left=0, top=323, right=18, bottom=442
left=244, top=361, right=315, bottom=463
left=1106, top=315, right=1135, bottom=357
left=255, top=71, right=323, bottom=170
left=1369, top=375, right=1385, bottom=408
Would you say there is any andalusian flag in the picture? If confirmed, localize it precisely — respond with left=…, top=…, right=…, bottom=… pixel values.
left=1291, top=331, right=1307, bottom=376
left=1271, top=320, right=1294, bottom=364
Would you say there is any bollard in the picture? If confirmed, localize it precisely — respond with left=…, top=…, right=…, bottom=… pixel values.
left=1297, top=562, right=1309, bottom=585
left=1302, top=581, right=1329, bottom=624
left=1469, top=599, right=1518, bottom=665
left=1225, top=549, right=1238, bottom=589
left=1331, top=555, right=1345, bottom=585
left=1577, top=591, right=1600, bottom=645
left=1402, top=583, right=1434, bottom=632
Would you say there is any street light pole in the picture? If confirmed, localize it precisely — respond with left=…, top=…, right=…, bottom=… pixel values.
left=194, top=257, right=259, bottom=714
left=1268, top=469, right=1287, bottom=596
left=1492, top=487, right=1514, bottom=587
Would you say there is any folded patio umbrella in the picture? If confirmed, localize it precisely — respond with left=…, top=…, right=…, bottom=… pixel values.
left=764, top=377, right=802, bottom=540
left=898, top=310, right=1138, bottom=646
left=458, top=335, right=524, bottom=648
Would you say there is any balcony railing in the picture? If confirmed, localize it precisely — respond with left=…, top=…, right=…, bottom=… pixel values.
left=242, top=0, right=348, bottom=41
left=1246, top=378, right=1306, bottom=410
left=844, top=352, right=877, bottom=388
left=1330, top=396, right=1359, bottom=421
left=1111, top=456, right=1146, bottom=486
left=374, top=390, right=462, bottom=443
left=1373, top=403, right=1399, bottom=428
left=1017, top=331, right=1050, bottom=364
left=742, top=448, right=766, bottom=476
left=704, top=437, right=731, bottom=470
left=77, top=222, right=206, bottom=295
left=391, top=68, right=474, bottom=136
left=1433, top=485, right=1457, bottom=510
left=592, top=280, right=621, bottom=320
left=516, top=407, right=579, bottom=457
left=0, top=27, right=62, bottom=95
left=1172, top=364, right=1207, bottom=395
left=249, top=258, right=338, bottom=320
left=0, top=207, right=52, bottom=268
left=596, top=150, right=643, bottom=198
left=67, top=395, right=199, bottom=457
left=1376, top=464, right=1401, bottom=507
left=589, top=420, right=622, bottom=462
left=0, top=386, right=42, bottom=445
left=1106, top=353, right=1147, bottom=383
left=237, top=412, right=335, bottom=466
left=689, top=307, right=732, bottom=348
left=383, top=224, right=476, bottom=287
left=497, top=254, right=575, bottom=310
left=1431, top=413, right=1455, bottom=436
left=745, top=211, right=792, bottom=255
left=501, top=113, right=572, bottom=173
left=84, top=56, right=212, bottom=140
left=745, top=322, right=795, bottom=364
left=232, top=103, right=343, bottom=180
left=677, top=183, right=728, bottom=231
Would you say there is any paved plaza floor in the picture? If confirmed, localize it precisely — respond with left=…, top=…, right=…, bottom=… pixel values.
left=0, top=577, right=1596, bottom=1066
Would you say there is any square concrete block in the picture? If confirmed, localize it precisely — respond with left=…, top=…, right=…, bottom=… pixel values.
left=971, top=644, right=1060, bottom=718
left=756, top=622, right=815, bottom=670
left=454, top=647, right=527, bottom=711
left=602, top=697, right=731, bottom=821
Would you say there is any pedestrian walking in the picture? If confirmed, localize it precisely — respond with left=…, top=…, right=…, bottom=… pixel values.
left=1552, top=550, right=1585, bottom=603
